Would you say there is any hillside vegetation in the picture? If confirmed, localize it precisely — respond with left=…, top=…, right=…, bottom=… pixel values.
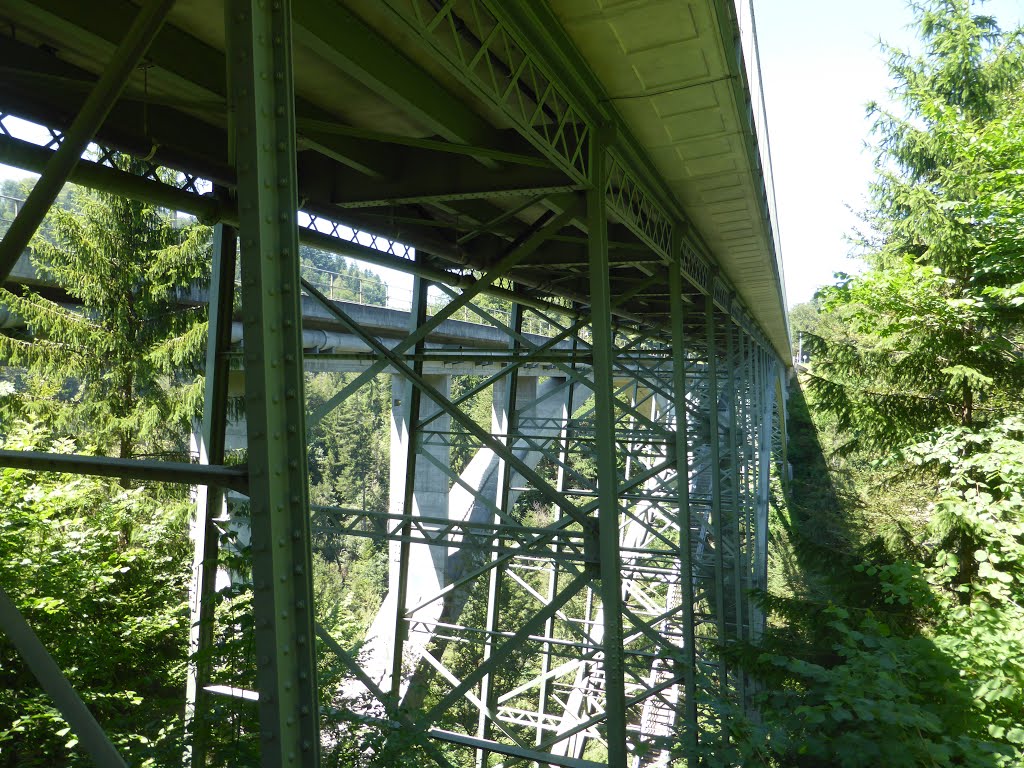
left=737, top=2, right=1024, bottom=765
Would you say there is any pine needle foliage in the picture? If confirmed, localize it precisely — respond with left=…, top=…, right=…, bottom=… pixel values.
left=0, top=161, right=211, bottom=459
left=808, top=1, right=1024, bottom=454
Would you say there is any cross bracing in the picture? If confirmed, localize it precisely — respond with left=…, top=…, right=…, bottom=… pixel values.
left=0, top=1, right=789, bottom=766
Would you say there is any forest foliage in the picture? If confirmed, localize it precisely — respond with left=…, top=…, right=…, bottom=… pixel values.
left=750, top=2, right=1024, bottom=766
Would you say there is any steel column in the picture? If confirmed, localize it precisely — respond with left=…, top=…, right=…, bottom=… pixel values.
left=389, top=273, right=429, bottom=702
left=226, top=1, right=320, bottom=765
left=475, top=300, right=522, bottom=766
left=185, top=220, right=239, bottom=767
left=587, top=135, right=628, bottom=766
left=704, top=300, right=729, bottom=709
left=668, top=244, right=699, bottom=759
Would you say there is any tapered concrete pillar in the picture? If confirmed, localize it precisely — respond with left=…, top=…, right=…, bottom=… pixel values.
left=356, top=373, right=450, bottom=695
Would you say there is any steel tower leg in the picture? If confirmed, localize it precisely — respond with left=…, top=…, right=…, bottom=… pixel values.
left=588, top=136, right=628, bottom=766
left=226, top=2, right=320, bottom=765
left=668, top=250, right=699, bottom=760
left=185, top=220, right=238, bottom=767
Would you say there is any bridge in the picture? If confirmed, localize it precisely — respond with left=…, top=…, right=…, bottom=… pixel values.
left=0, top=1, right=789, bottom=767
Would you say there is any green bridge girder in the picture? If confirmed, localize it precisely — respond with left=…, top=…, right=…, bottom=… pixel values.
left=0, top=1, right=790, bottom=766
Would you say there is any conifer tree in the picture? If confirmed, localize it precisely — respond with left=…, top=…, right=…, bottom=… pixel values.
left=0, top=160, right=211, bottom=459
left=808, top=0, right=1024, bottom=452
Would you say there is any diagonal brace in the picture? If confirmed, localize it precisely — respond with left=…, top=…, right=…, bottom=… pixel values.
left=0, top=0, right=176, bottom=281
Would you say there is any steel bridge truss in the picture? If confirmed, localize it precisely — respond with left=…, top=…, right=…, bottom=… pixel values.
left=0, top=1, right=788, bottom=766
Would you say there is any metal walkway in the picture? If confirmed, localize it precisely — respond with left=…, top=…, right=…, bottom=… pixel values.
left=0, top=1, right=789, bottom=766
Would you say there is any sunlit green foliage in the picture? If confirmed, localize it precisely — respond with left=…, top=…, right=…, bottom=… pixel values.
left=737, top=3, right=1024, bottom=765
left=0, top=423, right=191, bottom=767
left=0, top=166, right=211, bottom=459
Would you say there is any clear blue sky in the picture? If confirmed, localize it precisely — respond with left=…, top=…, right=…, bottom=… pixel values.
left=754, top=0, right=1023, bottom=307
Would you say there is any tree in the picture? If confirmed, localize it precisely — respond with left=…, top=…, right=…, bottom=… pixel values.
left=808, top=1, right=1024, bottom=452
left=726, top=4, right=1024, bottom=765
left=0, top=422, right=192, bottom=767
left=0, top=163, right=210, bottom=459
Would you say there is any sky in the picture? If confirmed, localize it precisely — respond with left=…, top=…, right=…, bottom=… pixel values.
left=3, top=2, right=1023, bottom=311
left=753, top=0, right=1023, bottom=307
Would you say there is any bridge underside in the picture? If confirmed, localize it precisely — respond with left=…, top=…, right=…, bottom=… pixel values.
left=0, top=1, right=789, bottom=766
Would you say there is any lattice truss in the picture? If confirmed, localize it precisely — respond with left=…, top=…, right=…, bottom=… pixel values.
left=183, top=249, right=780, bottom=768
left=0, top=112, right=781, bottom=767
left=0, top=0, right=786, bottom=763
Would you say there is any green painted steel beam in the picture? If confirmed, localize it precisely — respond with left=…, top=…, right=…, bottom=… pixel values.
left=586, top=136, right=628, bottom=767
left=296, top=120, right=547, bottom=168
left=297, top=152, right=577, bottom=209
left=292, top=0, right=494, bottom=149
left=184, top=221, right=238, bottom=767
left=0, top=0, right=174, bottom=282
left=226, top=1, right=320, bottom=765
left=0, top=449, right=248, bottom=492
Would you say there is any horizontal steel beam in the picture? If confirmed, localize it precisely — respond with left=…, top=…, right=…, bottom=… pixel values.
left=0, top=449, right=249, bottom=493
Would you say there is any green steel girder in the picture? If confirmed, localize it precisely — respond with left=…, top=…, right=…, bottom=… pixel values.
left=226, top=0, right=320, bottom=765
left=296, top=150, right=576, bottom=209
left=0, top=449, right=248, bottom=492
left=291, top=0, right=494, bottom=150
left=0, top=0, right=175, bottom=281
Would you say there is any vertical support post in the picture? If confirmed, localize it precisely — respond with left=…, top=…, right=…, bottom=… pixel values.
left=724, top=320, right=747, bottom=707
left=538, top=326, right=579, bottom=746
left=185, top=220, right=238, bottom=767
left=476, top=301, right=523, bottom=767
left=0, top=0, right=176, bottom=279
left=668, top=239, right=698, bottom=759
left=226, top=2, right=320, bottom=765
left=390, top=274, right=429, bottom=702
left=704, top=299, right=729, bottom=704
left=587, top=133, right=627, bottom=766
